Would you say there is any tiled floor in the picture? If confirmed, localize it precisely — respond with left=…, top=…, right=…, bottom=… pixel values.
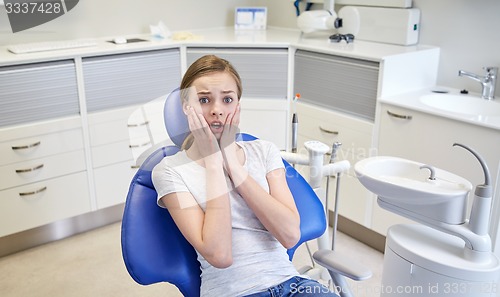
left=0, top=222, right=384, bottom=297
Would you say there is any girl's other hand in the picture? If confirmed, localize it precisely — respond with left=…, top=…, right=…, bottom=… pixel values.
left=219, top=104, right=240, bottom=150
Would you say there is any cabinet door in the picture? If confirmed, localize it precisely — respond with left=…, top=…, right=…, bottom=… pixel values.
left=83, top=49, right=181, bottom=112
left=294, top=50, right=379, bottom=122
left=239, top=99, right=288, bottom=149
left=0, top=172, right=91, bottom=237
left=375, top=104, right=500, bottom=235
left=0, top=150, right=86, bottom=190
left=93, top=161, right=137, bottom=209
left=0, top=122, right=83, bottom=166
left=296, top=102, right=374, bottom=226
left=0, top=60, right=79, bottom=127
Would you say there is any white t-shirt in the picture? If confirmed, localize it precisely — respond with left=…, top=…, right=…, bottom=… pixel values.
left=152, top=139, right=299, bottom=297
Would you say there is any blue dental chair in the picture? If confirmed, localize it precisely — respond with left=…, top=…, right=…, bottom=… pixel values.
left=120, top=88, right=328, bottom=296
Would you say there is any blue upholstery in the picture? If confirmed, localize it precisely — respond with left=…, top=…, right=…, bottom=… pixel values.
left=121, top=89, right=327, bottom=297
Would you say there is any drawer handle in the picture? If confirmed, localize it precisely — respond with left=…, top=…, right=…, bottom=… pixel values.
left=19, top=186, right=47, bottom=197
left=129, top=141, right=151, bottom=148
left=12, top=141, right=41, bottom=150
left=128, top=121, right=150, bottom=128
left=15, top=164, right=44, bottom=173
left=387, top=110, right=412, bottom=120
left=319, top=126, right=339, bottom=135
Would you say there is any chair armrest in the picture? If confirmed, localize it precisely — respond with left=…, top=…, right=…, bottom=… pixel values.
left=313, top=249, right=372, bottom=281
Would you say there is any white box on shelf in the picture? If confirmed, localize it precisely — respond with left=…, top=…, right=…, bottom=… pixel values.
left=235, top=7, right=267, bottom=30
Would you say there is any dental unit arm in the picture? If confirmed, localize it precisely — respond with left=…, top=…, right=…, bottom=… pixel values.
left=281, top=141, right=371, bottom=297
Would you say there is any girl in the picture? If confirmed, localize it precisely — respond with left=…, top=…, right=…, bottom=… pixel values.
left=152, top=55, right=338, bottom=297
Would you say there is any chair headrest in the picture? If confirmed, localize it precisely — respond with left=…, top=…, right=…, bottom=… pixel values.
left=163, top=88, right=190, bottom=148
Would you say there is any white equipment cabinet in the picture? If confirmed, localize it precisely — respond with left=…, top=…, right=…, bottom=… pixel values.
left=293, top=50, right=377, bottom=227
left=0, top=61, right=91, bottom=237
left=82, top=49, right=181, bottom=209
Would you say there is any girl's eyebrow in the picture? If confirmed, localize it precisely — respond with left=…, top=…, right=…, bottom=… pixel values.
left=197, top=90, right=236, bottom=95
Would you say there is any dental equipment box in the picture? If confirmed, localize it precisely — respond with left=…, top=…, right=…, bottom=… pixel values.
left=339, top=6, right=420, bottom=45
left=235, top=7, right=267, bottom=30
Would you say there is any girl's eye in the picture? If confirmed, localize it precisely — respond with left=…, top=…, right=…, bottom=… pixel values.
left=199, top=97, right=209, bottom=104
left=223, top=97, right=234, bottom=103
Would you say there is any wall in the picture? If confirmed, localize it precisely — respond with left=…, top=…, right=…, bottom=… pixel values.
left=0, top=0, right=253, bottom=45
left=257, top=0, right=500, bottom=95
left=1, top=0, right=499, bottom=92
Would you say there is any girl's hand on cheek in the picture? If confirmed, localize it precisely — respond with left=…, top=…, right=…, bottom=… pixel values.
left=220, top=104, right=240, bottom=149
left=220, top=105, right=241, bottom=172
left=186, top=106, right=222, bottom=161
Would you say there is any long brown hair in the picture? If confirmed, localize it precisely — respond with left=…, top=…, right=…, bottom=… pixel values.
left=180, top=55, right=243, bottom=150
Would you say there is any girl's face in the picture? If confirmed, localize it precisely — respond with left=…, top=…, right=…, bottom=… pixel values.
left=184, top=71, right=240, bottom=139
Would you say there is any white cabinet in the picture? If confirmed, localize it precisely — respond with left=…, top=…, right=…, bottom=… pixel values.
left=83, top=49, right=181, bottom=209
left=0, top=117, right=90, bottom=237
left=0, top=59, right=90, bottom=238
left=88, top=107, right=140, bottom=209
left=293, top=50, right=378, bottom=227
left=296, top=102, right=374, bottom=226
left=375, top=103, right=500, bottom=235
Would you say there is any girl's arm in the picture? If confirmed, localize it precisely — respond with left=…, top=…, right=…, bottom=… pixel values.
left=160, top=107, right=233, bottom=268
left=228, top=165, right=301, bottom=249
left=221, top=105, right=300, bottom=249
left=160, top=161, right=233, bottom=268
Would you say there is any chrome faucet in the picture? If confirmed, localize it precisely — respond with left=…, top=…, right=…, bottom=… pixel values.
left=458, top=66, right=497, bottom=100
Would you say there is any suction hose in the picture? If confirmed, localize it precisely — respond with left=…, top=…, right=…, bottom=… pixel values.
left=453, top=143, right=492, bottom=236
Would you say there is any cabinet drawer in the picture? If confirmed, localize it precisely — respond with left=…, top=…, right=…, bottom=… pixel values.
left=297, top=102, right=373, bottom=159
left=88, top=104, right=162, bottom=146
left=0, top=150, right=86, bottom=190
left=0, top=171, right=91, bottom=237
left=0, top=128, right=84, bottom=166
left=93, top=160, right=138, bottom=209
left=88, top=105, right=140, bottom=146
left=91, top=140, right=150, bottom=168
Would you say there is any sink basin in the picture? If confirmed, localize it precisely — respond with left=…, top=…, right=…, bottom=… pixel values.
left=419, top=94, right=500, bottom=116
left=355, top=156, right=472, bottom=224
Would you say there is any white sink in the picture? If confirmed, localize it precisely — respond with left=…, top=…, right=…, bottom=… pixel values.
left=355, top=156, right=472, bottom=224
left=419, top=94, right=500, bottom=116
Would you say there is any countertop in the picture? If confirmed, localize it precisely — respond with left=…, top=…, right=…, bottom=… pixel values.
left=379, top=87, right=500, bottom=131
left=0, top=27, right=438, bottom=66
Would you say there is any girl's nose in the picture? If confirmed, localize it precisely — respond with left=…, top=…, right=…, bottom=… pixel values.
left=211, top=102, right=223, bottom=116
left=212, top=111, right=223, bottom=116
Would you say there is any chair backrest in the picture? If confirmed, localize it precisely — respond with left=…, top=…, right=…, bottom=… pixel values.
left=121, top=89, right=327, bottom=297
